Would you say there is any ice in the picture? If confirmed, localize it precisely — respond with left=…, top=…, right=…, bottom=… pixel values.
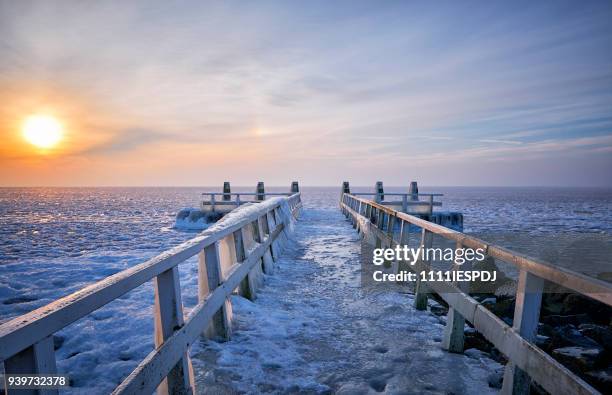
left=190, top=206, right=500, bottom=394
left=174, top=208, right=212, bottom=231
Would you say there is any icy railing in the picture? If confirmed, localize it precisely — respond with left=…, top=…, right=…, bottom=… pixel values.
left=341, top=192, right=610, bottom=395
left=0, top=193, right=302, bottom=394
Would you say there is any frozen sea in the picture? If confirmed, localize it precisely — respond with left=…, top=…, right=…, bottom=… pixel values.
left=0, top=186, right=610, bottom=393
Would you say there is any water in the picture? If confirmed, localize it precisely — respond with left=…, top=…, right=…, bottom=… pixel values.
left=1, top=186, right=610, bottom=317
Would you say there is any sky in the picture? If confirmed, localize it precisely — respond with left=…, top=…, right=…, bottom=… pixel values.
left=1, top=0, right=611, bottom=187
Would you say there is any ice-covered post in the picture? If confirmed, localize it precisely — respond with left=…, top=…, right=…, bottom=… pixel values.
left=375, top=181, right=384, bottom=203
left=153, top=266, right=193, bottom=394
left=291, top=181, right=299, bottom=193
left=409, top=181, right=419, bottom=201
left=442, top=241, right=470, bottom=353
left=233, top=228, right=256, bottom=300
left=223, top=181, right=231, bottom=201
left=4, top=337, right=58, bottom=395
left=198, top=242, right=231, bottom=340
left=341, top=182, right=350, bottom=214
left=501, top=270, right=544, bottom=395
left=414, top=228, right=433, bottom=310
left=256, top=182, right=265, bottom=201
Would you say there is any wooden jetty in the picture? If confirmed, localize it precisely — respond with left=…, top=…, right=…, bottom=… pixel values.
left=0, top=180, right=610, bottom=394
left=340, top=184, right=611, bottom=395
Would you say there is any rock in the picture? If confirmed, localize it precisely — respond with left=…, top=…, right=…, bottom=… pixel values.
left=585, top=367, right=612, bottom=393
left=550, top=325, right=601, bottom=349
left=464, top=330, right=492, bottom=354
left=429, top=304, right=448, bottom=316
left=481, top=297, right=497, bottom=305
left=535, top=335, right=551, bottom=350
left=542, top=292, right=612, bottom=325
left=552, top=346, right=604, bottom=373
left=487, top=368, right=504, bottom=389
left=541, top=314, right=593, bottom=327
left=579, top=324, right=612, bottom=351
left=470, top=256, right=514, bottom=295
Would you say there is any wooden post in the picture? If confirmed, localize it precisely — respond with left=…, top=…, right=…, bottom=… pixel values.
left=267, top=210, right=280, bottom=261
left=258, top=215, right=275, bottom=273
left=256, top=182, right=265, bottom=201
left=198, top=242, right=231, bottom=340
left=223, top=182, right=231, bottom=201
left=414, top=228, right=433, bottom=310
left=154, top=266, right=193, bottom=395
left=402, top=194, right=408, bottom=212
left=210, top=193, right=216, bottom=212
left=234, top=228, right=256, bottom=300
left=4, top=336, right=58, bottom=395
left=409, top=181, right=419, bottom=201
left=502, top=270, right=544, bottom=395
left=375, top=181, right=384, bottom=202
left=442, top=241, right=470, bottom=353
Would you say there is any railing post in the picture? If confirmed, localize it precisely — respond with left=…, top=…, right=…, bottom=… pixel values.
left=414, top=228, right=433, bottom=310
left=210, top=193, right=216, bottom=212
left=258, top=215, right=275, bottom=273
left=4, top=336, right=58, bottom=395
left=198, top=242, right=231, bottom=340
left=442, top=241, right=470, bottom=353
left=234, top=228, right=256, bottom=300
left=402, top=194, right=408, bottom=212
left=154, top=266, right=193, bottom=395
left=266, top=210, right=280, bottom=261
left=502, top=270, right=544, bottom=395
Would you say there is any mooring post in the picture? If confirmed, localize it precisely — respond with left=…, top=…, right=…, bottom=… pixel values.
left=223, top=181, right=231, bottom=201
left=409, top=181, right=419, bottom=201
left=501, top=269, right=544, bottom=395
left=291, top=181, right=299, bottom=193
left=375, top=181, right=384, bottom=203
left=442, top=241, right=470, bottom=353
left=256, top=182, right=265, bottom=201
left=154, top=266, right=193, bottom=394
left=414, top=228, right=433, bottom=310
left=198, top=242, right=231, bottom=340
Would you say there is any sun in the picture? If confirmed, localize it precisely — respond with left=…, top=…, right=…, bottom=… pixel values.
left=22, top=115, right=63, bottom=149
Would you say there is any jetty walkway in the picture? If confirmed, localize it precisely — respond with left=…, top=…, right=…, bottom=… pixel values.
left=190, top=204, right=499, bottom=394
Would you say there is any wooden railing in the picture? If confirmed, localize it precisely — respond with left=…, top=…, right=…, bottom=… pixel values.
left=0, top=193, right=302, bottom=394
left=340, top=192, right=610, bottom=395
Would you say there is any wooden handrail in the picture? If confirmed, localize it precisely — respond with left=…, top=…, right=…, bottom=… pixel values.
left=341, top=193, right=612, bottom=305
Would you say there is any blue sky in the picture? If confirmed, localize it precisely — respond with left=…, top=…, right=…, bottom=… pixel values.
left=1, top=0, right=611, bottom=186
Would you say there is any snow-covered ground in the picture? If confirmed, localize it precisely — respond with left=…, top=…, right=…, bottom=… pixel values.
left=190, top=206, right=501, bottom=394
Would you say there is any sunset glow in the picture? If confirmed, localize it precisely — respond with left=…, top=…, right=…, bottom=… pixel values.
left=22, top=115, right=63, bottom=149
